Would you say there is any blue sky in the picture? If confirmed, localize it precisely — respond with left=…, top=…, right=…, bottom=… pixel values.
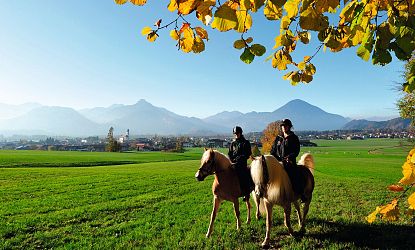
left=0, top=1, right=405, bottom=119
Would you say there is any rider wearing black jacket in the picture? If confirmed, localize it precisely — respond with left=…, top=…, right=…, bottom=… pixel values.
left=228, top=126, right=253, bottom=199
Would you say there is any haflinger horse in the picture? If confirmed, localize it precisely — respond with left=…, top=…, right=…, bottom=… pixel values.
left=250, top=153, right=315, bottom=247
left=195, top=148, right=255, bottom=238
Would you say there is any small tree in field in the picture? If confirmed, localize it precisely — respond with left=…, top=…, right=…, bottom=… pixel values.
left=261, top=121, right=282, bottom=153
left=106, top=127, right=121, bottom=152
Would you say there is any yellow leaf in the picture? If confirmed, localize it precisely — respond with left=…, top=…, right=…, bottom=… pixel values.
left=235, top=10, right=252, bottom=33
left=240, top=0, right=251, bottom=10
left=178, top=0, right=200, bottom=15
left=290, top=71, right=301, bottom=85
left=170, top=29, right=180, bottom=40
left=303, top=55, right=311, bottom=61
left=399, top=161, right=415, bottom=185
left=179, top=24, right=194, bottom=53
left=284, top=0, right=299, bottom=19
left=298, top=61, right=306, bottom=70
left=304, top=63, right=316, bottom=75
left=114, top=0, right=128, bottom=4
left=196, top=1, right=215, bottom=25
left=280, top=16, right=292, bottom=30
left=351, top=26, right=365, bottom=46
left=211, top=5, right=238, bottom=32
left=264, top=0, right=284, bottom=20
left=250, top=0, right=265, bottom=12
left=245, top=37, right=253, bottom=43
left=408, top=148, right=415, bottom=162
left=299, top=7, right=329, bottom=31
left=283, top=71, right=294, bottom=80
left=141, top=26, right=152, bottom=36
left=130, top=0, right=147, bottom=5
left=168, top=0, right=178, bottom=12
left=195, top=27, right=209, bottom=40
left=379, top=199, right=399, bottom=222
left=366, top=206, right=381, bottom=223
left=192, top=36, right=205, bottom=53
left=272, top=50, right=292, bottom=70
left=147, top=32, right=158, bottom=42
left=408, top=192, right=415, bottom=210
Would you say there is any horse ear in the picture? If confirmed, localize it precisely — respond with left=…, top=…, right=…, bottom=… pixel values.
left=204, top=147, right=208, bottom=151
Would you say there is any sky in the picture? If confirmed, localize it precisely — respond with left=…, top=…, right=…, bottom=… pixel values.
left=0, top=1, right=406, bottom=120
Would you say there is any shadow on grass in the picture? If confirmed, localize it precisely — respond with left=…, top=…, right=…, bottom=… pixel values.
left=304, top=218, right=414, bottom=249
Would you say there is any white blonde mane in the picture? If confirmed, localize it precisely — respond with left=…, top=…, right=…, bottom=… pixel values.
left=298, top=153, right=314, bottom=175
left=201, top=150, right=232, bottom=170
left=250, top=155, right=294, bottom=205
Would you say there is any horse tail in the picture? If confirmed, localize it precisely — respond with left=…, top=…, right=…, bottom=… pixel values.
left=298, top=153, right=315, bottom=175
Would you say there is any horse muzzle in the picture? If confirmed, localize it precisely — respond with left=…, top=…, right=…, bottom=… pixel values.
left=195, top=171, right=206, bottom=181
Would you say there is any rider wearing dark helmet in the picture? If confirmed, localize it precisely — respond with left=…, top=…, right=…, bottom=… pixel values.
left=228, top=126, right=253, bottom=200
left=270, top=119, right=303, bottom=194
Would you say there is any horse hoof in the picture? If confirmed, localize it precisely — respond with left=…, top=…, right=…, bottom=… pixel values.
left=261, top=241, right=270, bottom=248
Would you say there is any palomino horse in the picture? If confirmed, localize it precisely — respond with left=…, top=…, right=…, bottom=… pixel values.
left=250, top=153, right=315, bottom=247
left=195, top=148, right=254, bottom=237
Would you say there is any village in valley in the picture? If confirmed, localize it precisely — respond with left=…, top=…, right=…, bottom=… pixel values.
left=1, top=127, right=413, bottom=152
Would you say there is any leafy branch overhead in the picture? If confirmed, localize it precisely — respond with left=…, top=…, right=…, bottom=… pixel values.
left=116, top=0, right=415, bottom=87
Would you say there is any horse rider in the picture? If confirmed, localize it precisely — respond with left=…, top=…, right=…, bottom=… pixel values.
left=270, top=119, right=303, bottom=195
left=228, top=126, right=253, bottom=200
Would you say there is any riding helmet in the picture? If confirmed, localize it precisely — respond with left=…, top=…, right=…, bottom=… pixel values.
left=233, top=126, right=243, bottom=134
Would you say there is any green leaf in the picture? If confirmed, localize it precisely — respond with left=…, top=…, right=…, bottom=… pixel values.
left=240, top=48, right=255, bottom=64
left=211, top=5, right=238, bottom=32
left=356, top=29, right=374, bottom=61
left=250, top=44, right=266, bottom=56
left=372, top=49, right=392, bottom=66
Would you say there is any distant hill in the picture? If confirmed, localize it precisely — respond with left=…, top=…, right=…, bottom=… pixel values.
left=0, top=106, right=105, bottom=136
left=0, top=99, right=403, bottom=137
left=342, top=118, right=411, bottom=130
left=204, top=99, right=350, bottom=131
left=0, top=103, right=42, bottom=120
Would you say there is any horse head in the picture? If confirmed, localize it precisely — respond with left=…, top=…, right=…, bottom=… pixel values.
left=195, top=148, right=216, bottom=181
left=250, top=155, right=269, bottom=198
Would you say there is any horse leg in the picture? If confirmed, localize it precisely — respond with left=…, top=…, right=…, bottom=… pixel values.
left=300, top=199, right=311, bottom=233
left=254, top=194, right=261, bottom=220
left=283, top=203, right=294, bottom=236
left=293, top=200, right=303, bottom=228
left=245, top=197, right=251, bottom=224
left=261, top=200, right=273, bottom=247
left=206, top=196, right=221, bottom=238
left=232, top=199, right=241, bottom=230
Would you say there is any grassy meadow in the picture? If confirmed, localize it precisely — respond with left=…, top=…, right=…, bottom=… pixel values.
left=1, top=139, right=415, bottom=249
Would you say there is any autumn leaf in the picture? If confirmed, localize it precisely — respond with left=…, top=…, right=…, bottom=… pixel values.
left=366, top=206, right=381, bottom=223
left=211, top=5, right=238, bottom=32
left=196, top=0, right=215, bottom=25
left=168, top=0, right=178, bottom=12
left=195, top=27, right=209, bottom=40
left=234, top=39, right=246, bottom=49
left=250, top=0, right=265, bottom=12
left=114, top=0, right=128, bottom=4
left=408, top=192, right=415, bottom=210
left=388, top=184, right=404, bottom=192
left=235, top=10, right=252, bottom=33
left=399, top=161, right=415, bottom=185
left=192, top=36, right=205, bottom=53
left=130, top=0, right=147, bottom=5
left=250, top=44, right=266, bottom=56
left=284, top=0, right=299, bottom=19
left=179, top=24, right=195, bottom=52
left=272, top=50, right=292, bottom=70
left=379, top=199, right=399, bottom=222
left=178, top=0, right=200, bottom=15
left=170, top=29, right=180, bottom=40
left=298, top=31, right=311, bottom=44
left=141, top=26, right=153, bottom=36
left=147, top=31, right=158, bottom=42
left=240, top=48, right=255, bottom=64
left=264, top=0, right=284, bottom=20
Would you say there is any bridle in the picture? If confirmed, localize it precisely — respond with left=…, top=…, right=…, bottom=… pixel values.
left=198, top=151, right=218, bottom=176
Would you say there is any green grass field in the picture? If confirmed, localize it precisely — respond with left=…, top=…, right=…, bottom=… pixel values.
left=1, top=139, right=415, bottom=249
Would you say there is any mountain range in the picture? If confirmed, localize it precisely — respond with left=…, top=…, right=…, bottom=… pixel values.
left=0, top=99, right=404, bottom=137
